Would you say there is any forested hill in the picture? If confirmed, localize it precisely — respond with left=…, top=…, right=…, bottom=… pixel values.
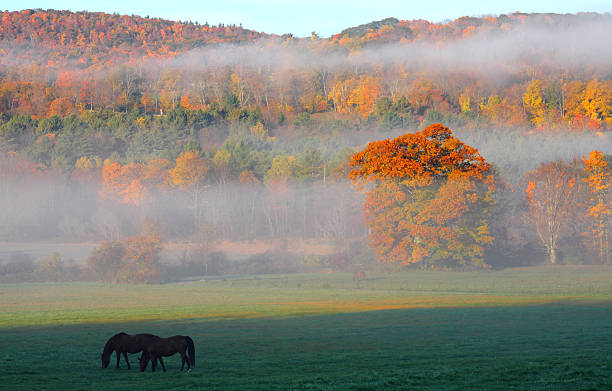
left=0, top=9, right=610, bottom=169
left=0, top=9, right=269, bottom=64
left=331, top=12, right=611, bottom=44
left=2, top=10, right=611, bottom=64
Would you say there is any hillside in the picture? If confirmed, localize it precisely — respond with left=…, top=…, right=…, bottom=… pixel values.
left=0, top=9, right=610, bottom=167
left=0, top=9, right=269, bottom=65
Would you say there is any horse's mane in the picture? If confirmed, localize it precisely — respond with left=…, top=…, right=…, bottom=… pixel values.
left=102, top=332, right=127, bottom=356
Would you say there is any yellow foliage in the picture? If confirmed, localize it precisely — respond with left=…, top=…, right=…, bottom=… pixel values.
left=170, top=150, right=209, bottom=190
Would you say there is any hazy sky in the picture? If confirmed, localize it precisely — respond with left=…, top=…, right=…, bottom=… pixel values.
left=6, top=1, right=612, bottom=37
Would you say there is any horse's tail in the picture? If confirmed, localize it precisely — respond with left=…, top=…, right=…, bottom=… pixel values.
left=186, top=336, right=195, bottom=367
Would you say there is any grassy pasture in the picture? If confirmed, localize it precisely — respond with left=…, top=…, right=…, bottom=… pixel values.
left=1, top=266, right=612, bottom=390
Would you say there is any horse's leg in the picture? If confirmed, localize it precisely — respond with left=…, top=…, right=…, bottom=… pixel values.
left=123, top=351, right=131, bottom=369
left=183, top=351, right=191, bottom=371
left=180, top=353, right=185, bottom=371
left=159, top=357, right=167, bottom=372
left=115, top=350, right=121, bottom=368
left=151, top=356, right=156, bottom=372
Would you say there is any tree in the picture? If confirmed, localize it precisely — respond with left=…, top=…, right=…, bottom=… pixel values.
left=348, top=76, right=381, bottom=118
left=87, top=241, right=125, bottom=282
left=523, top=79, right=566, bottom=128
left=264, top=155, right=296, bottom=237
left=582, top=151, right=611, bottom=263
left=349, top=123, right=496, bottom=267
left=40, top=252, right=65, bottom=282
left=170, top=150, right=209, bottom=226
left=582, top=79, right=612, bottom=128
left=100, top=162, right=148, bottom=205
left=87, top=225, right=162, bottom=284
left=524, top=160, right=582, bottom=264
left=116, top=232, right=162, bottom=284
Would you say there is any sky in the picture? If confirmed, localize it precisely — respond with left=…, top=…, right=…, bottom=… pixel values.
left=5, top=0, right=612, bottom=37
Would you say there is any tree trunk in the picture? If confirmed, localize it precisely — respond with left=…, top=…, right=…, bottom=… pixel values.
left=549, top=245, right=557, bottom=264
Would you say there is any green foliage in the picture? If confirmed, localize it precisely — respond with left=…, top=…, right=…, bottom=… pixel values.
left=294, top=148, right=323, bottom=182
left=293, top=112, right=312, bottom=129
left=0, top=115, right=36, bottom=143
left=36, top=116, right=62, bottom=135
left=374, top=96, right=417, bottom=129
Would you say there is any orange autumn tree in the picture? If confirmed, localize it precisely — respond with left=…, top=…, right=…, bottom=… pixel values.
left=115, top=231, right=162, bottom=284
left=349, top=123, right=496, bottom=267
left=582, top=151, right=611, bottom=264
left=87, top=222, right=163, bottom=284
left=100, top=161, right=148, bottom=205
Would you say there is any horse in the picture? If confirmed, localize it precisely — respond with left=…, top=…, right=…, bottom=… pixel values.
left=101, top=332, right=165, bottom=369
left=139, top=335, right=195, bottom=372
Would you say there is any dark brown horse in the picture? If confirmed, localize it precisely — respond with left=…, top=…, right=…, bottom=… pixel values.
left=139, top=335, right=195, bottom=372
left=101, top=332, right=165, bottom=369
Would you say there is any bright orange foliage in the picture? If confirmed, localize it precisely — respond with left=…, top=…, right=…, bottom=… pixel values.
left=349, top=123, right=496, bottom=267
left=170, top=150, right=208, bottom=191
left=582, top=151, right=611, bottom=263
left=100, top=161, right=148, bottom=205
left=349, top=123, right=490, bottom=186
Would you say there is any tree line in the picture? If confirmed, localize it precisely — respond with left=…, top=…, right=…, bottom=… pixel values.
left=0, top=123, right=609, bottom=284
left=1, top=10, right=610, bottom=134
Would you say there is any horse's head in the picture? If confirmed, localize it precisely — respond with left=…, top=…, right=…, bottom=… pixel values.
left=101, top=352, right=110, bottom=368
left=101, top=334, right=119, bottom=368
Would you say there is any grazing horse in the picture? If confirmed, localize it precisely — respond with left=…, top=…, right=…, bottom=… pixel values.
left=140, top=335, right=195, bottom=372
left=101, top=332, right=165, bottom=369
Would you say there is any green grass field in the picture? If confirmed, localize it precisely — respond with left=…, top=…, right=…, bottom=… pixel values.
left=1, top=266, right=612, bottom=390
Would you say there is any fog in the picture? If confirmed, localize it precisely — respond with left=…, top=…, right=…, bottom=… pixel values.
left=1, top=12, right=611, bottom=280
left=167, top=18, right=612, bottom=75
left=2, top=13, right=612, bottom=81
left=1, top=127, right=609, bottom=278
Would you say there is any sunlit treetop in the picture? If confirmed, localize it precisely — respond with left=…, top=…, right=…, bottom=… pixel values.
left=348, top=123, right=490, bottom=187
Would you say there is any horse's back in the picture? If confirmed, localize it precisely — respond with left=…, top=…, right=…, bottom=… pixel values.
left=147, top=335, right=189, bottom=354
left=112, top=331, right=128, bottom=340
left=136, top=333, right=160, bottom=343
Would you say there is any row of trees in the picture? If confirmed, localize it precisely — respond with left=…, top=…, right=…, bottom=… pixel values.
left=1, top=11, right=611, bottom=133
left=524, top=151, right=611, bottom=265
left=1, top=124, right=609, bottom=283
left=1, top=67, right=609, bottom=132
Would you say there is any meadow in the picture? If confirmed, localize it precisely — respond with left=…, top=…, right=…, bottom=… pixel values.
left=1, top=266, right=612, bottom=390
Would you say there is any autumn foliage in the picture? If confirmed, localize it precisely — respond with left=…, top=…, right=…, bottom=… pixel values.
left=0, top=10, right=610, bottom=131
left=87, top=227, right=162, bottom=284
left=523, top=161, right=583, bottom=264
left=582, top=151, right=611, bottom=263
left=521, top=152, right=611, bottom=265
left=349, top=124, right=496, bottom=267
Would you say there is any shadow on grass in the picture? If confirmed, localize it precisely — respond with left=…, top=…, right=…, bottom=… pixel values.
left=2, top=303, right=612, bottom=390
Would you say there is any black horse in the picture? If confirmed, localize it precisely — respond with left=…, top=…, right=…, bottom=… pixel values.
left=139, top=335, right=195, bottom=372
left=101, top=332, right=165, bottom=369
